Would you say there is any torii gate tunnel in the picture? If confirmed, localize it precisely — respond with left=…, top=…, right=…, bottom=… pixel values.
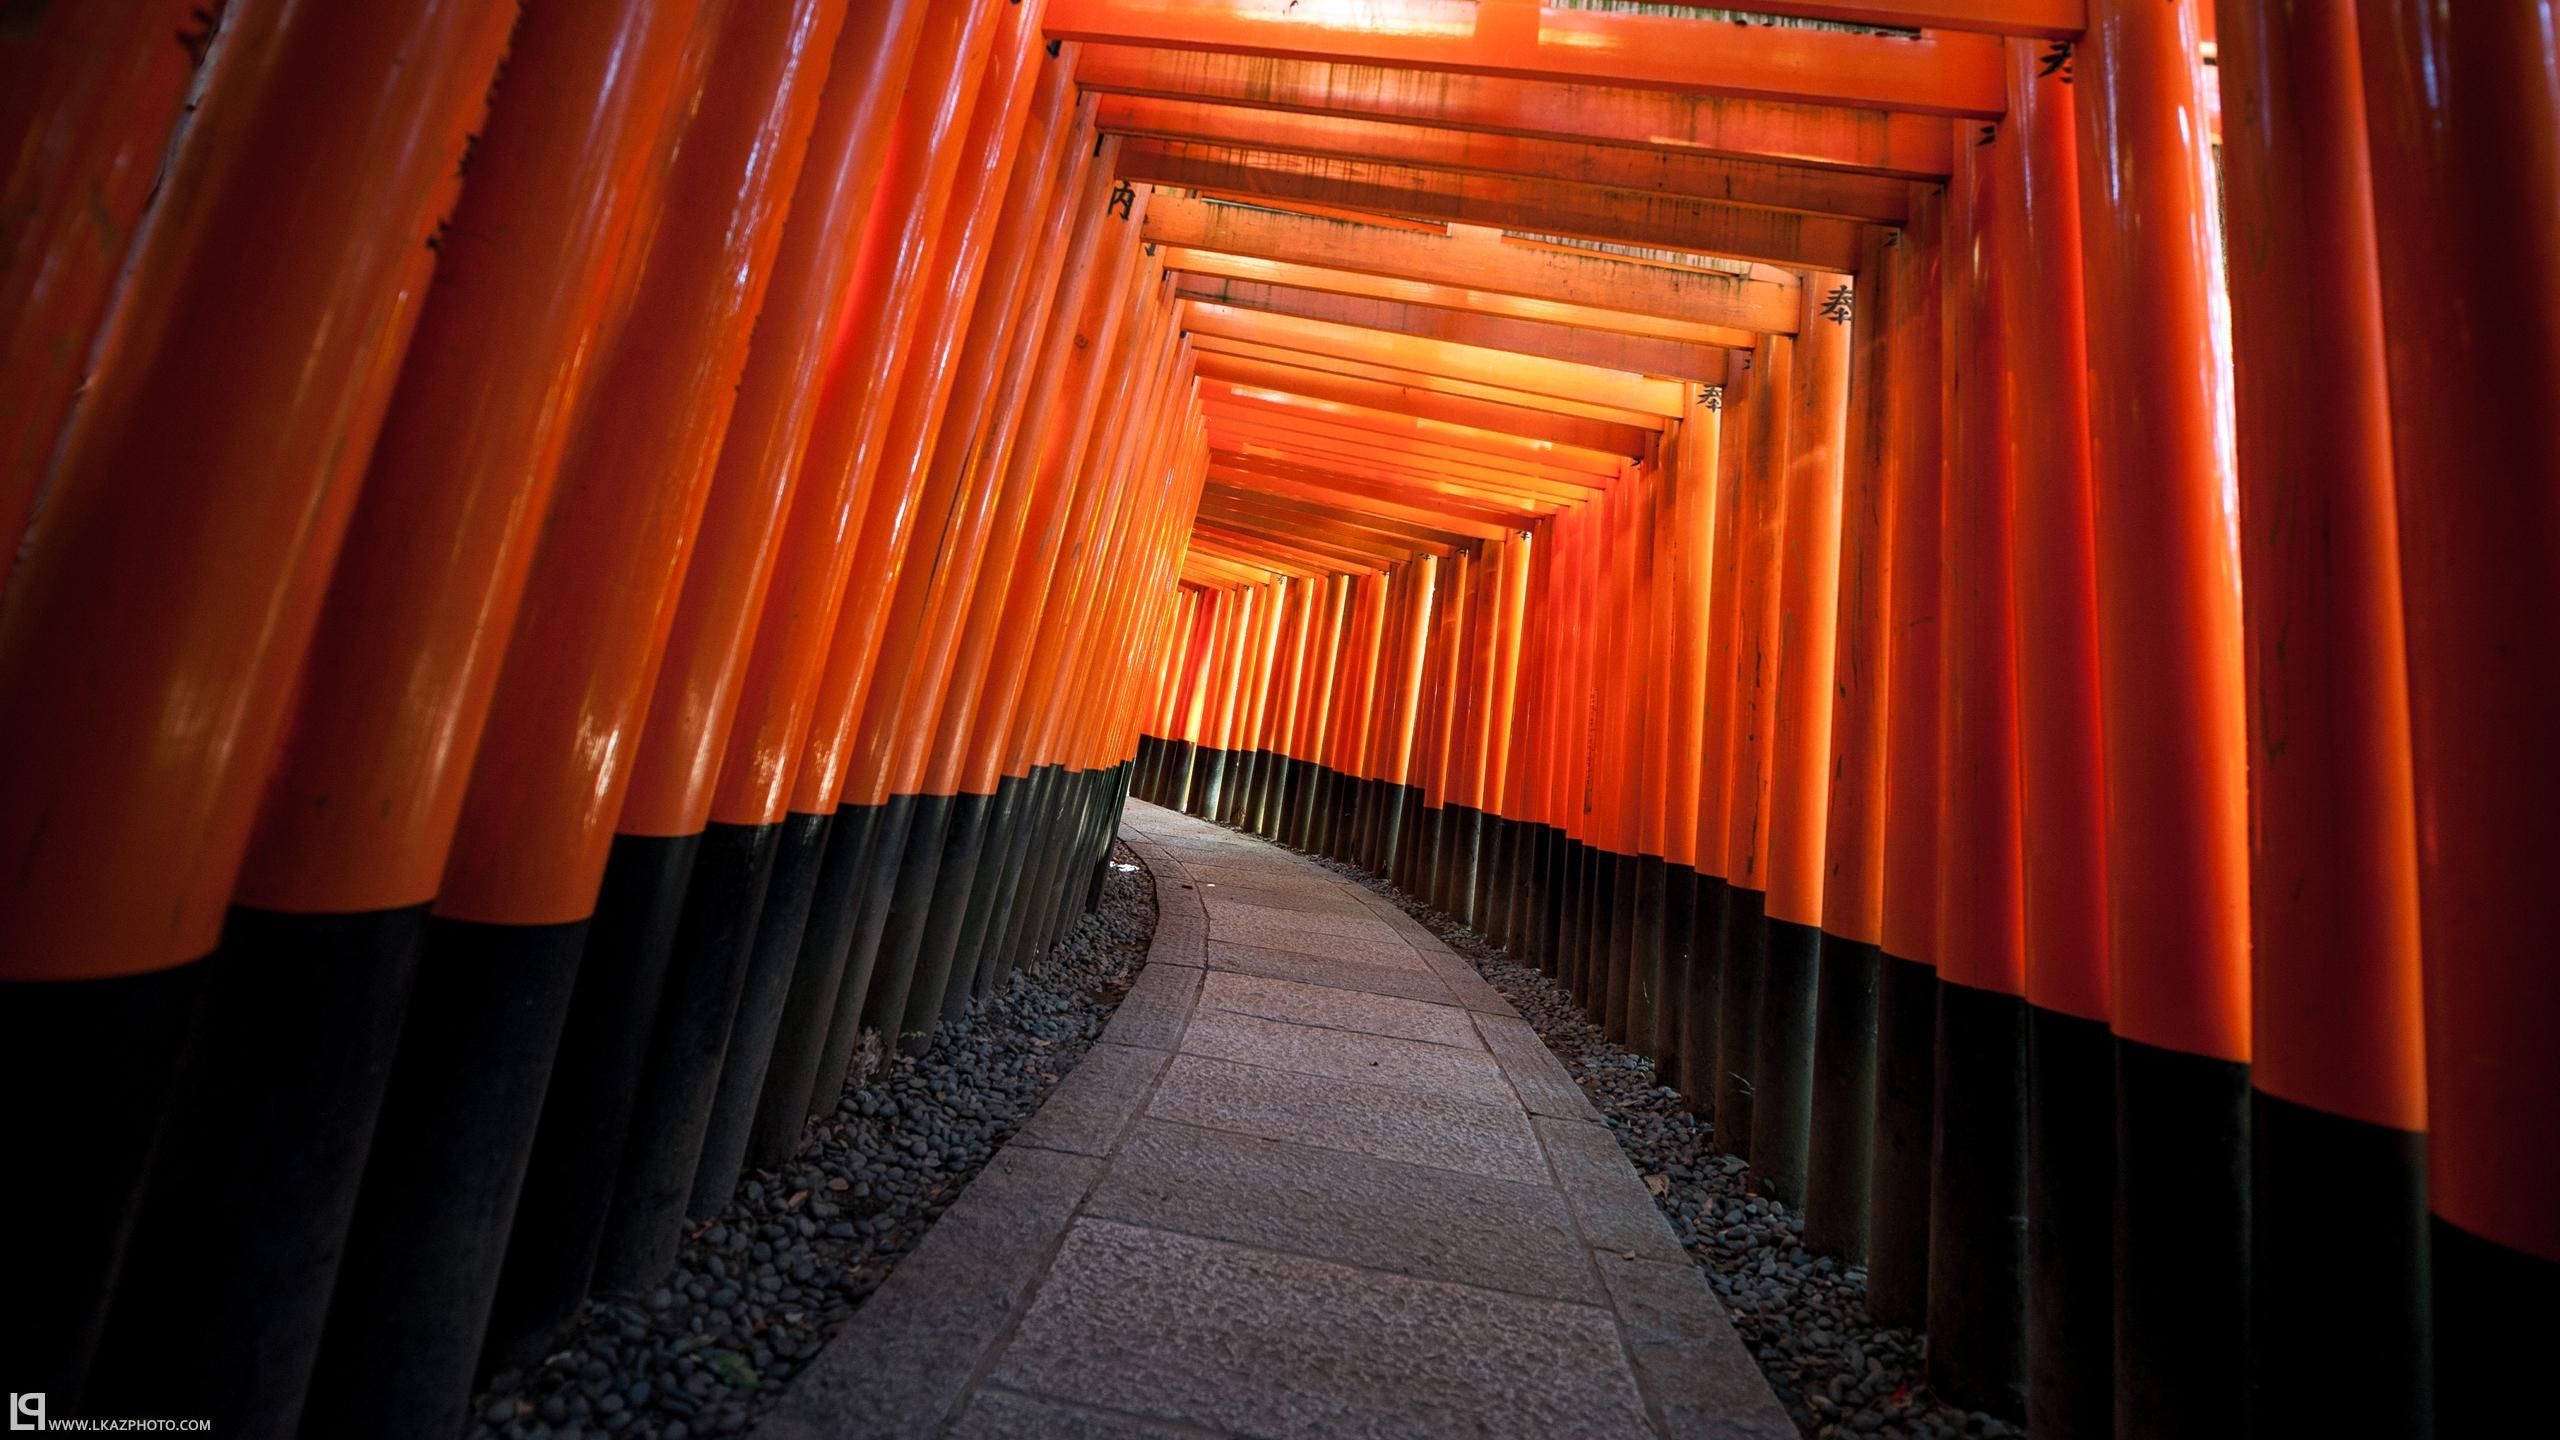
left=2, top=1, right=2553, bottom=1436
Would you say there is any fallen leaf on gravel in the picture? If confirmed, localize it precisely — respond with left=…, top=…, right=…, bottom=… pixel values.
left=1644, top=1172, right=1670, bottom=1196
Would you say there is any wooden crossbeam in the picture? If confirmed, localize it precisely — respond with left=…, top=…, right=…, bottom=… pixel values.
left=1074, top=47, right=1956, bottom=178
left=1145, top=194, right=1800, bottom=333
left=1173, top=276, right=1732, bottom=378
left=1044, top=0, right=2006, bottom=117
left=1099, top=97, right=1913, bottom=222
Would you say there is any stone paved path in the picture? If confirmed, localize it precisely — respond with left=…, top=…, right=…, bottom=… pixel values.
left=755, top=798, right=1794, bottom=1440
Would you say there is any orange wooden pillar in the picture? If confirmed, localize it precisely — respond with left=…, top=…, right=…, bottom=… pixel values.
left=1715, top=331, right=1793, bottom=1157
left=2356, top=4, right=2560, bottom=1430
left=0, top=0, right=224, bottom=584
left=1654, top=387, right=1722, bottom=1075
left=1993, top=38, right=2116, bottom=1440
left=81, top=0, right=723, bottom=1427
left=2077, top=2, right=2255, bottom=1431
left=1866, top=182, right=1946, bottom=1334
left=881, top=121, right=1118, bottom=1045
left=1379, top=554, right=1440, bottom=875
left=722, top=0, right=1017, bottom=1169
left=779, top=2, right=1058, bottom=1085
left=304, top=3, right=851, bottom=1431
left=844, top=63, right=1092, bottom=1057
left=0, top=0, right=513, bottom=1406
left=1928, top=119, right=2028, bottom=1421
left=1680, top=351, right=1750, bottom=1114
left=991, top=284, right=1187, bottom=975
left=503, top=5, right=935, bottom=1353
left=2219, top=5, right=2430, bottom=1432
left=1804, top=236, right=1892, bottom=1265
left=1755, top=267, right=1854, bottom=1205
left=1472, top=534, right=1529, bottom=933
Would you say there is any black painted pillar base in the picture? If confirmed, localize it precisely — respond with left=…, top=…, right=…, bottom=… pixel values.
left=1715, top=886, right=1767, bottom=1159
left=590, top=822, right=781, bottom=1296
left=986, top=768, right=1057, bottom=981
left=1484, top=819, right=1515, bottom=942
left=488, top=832, right=703, bottom=1364
left=0, top=964, right=206, bottom=1407
left=2113, top=1035, right=2248, bottom=1439
left=1926, top=979, right=2027, bottom=1421
left=1677, top=875, right=1725, bottom=1116
left=1604, top=849, right=1636, bottom=1044
left=1556, top=837, right=1585, bottom=992
left=480, top=830, right=701, bottom=1370
left=1802, top=934, right=1878, bottom=1263
left=906, top=789, right=995, bottom=1038
left=1653, top=861, right=1694, bottom=1076
left=747, top=804, right=868, bottom=1168
left=304, top=916, right=589, bottom=1440
left=691, top=812, right=835, bottom=1215
left=1866, top=952, right=1937, bottom=1329
left=731, top=809, right=850, bottom=1173
left=1186, top=747, right=1216, bottom=818
left=856, top=792, right=954, bottom=1056
left=807, top=792, right=916, bottom=1122
left=87, top=909, right=423, bottom=1435
left=977, top=770, right=1049, bottom=994
left=2028, top=1004, right=2115, bottom=1440
left=1378, top=783, right=1412, bottom=879
left=2247, top=1089, right=2430, bottom=1437
left=1751, top=914, right=1821, bottom=1205
left=956, top=774, right=1026, bottom=1003
left=1629, top=853, right=1665, bottom=1059
left=1531, top=824, right=1561, bottom=974
left=2432, top=1214, right=2552, bottom=1438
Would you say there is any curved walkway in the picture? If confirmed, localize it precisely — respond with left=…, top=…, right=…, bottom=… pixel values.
left=755, top=798, right=1793, bottom=1440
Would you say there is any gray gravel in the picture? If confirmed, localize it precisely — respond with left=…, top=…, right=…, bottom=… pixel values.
left=1308, top=852, right=2018, bottom=1440
left=462, top=842, right=1157, bottom=1440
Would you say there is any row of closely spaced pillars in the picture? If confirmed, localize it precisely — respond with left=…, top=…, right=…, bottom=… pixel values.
left=5, top=1, right=1206, bottom=1434
left=1132, top=3, right=2558, bottom=1437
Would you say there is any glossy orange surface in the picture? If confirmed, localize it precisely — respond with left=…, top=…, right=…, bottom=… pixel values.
left=1763, top=271, right=1853, bottom=929
left=0, top=0, right=230, bottom=585
left=2074, top=0, right=2250, bottom=1060
left=617, top=0, right=931, bottom=839
left=1931, top=128, right=2023, bottom=998
left=1993, top=39, right=2108, bottom=1021
left=0, top=0, right=515, bottom=979
left=436, top=0, right=850, bottom=925
left=236, top=0, right=723, bottom=912
left=2357, top=0, right=2560, bottom=1257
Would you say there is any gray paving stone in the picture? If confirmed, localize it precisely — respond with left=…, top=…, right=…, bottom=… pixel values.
left=1085, top=1120, right=1597, bottom=1303
left=1016, top=1042, right=1168, bottom=1158
left=757, top=1146, right=1103, bottom=1440
left=1203, top=941, right=1457, bottom=1005
left=945, top=1388, right=1220, bottom=1440
left=1146, top=1052, right=1549, bottom=1185
left=1200, top=896, right=1408, bottom=943
left=989, top=1220, right=1656, bottom=1440
left=1593, top=1253, right=1798, bottom=1440
left=1101, top=963, right=1202, bottom=1051
left=1473, top=1011, right=1600, bottom=1121
left=1205, top=920, right=1425, bottom=971
left=1197, top=969, right=1481, bottom=1048
left=1415, top=948, right=1522, bottom=1017
left=1189, top=881, right=1373, bottom=916
left=1179, top=864, right=1343, bottom=894
left=1178, top=1008, right=1517, bottom=1107
left=1532, top=1114, right=1690, bottom=1266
